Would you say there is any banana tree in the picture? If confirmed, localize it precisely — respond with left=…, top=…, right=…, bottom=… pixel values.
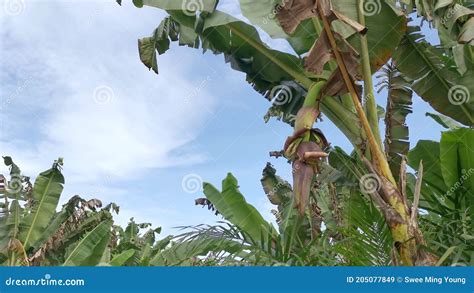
left=120, top=0, right=473, bottom=265
left=103, top=217, right=163, bottom=266
left=158, top=171, right=340, bottom=266
left=0, top=157, right=117, bottom=266
left=409, top=128, right=474, bottom=266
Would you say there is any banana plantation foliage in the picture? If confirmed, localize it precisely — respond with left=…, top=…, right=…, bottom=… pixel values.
left=1, top=0, right=474, bottom=266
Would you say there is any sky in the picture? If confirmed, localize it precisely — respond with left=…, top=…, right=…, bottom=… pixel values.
left=0, top=0, right=444, bottom=236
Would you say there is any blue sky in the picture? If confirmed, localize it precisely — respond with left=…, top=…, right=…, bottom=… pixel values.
left=0, top=0, right=444, bottom=235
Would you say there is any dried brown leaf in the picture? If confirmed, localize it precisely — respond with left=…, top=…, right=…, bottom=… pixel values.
left=305, top=30, right=332, bottom=74
left=276, top=0, right=317, bottom=34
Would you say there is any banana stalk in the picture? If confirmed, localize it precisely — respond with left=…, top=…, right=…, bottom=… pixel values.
left=315, top=1, right=394, bottom=184
left=284, top=82, right=329, bottom=216
left=356, top=0, right=383, bottom=150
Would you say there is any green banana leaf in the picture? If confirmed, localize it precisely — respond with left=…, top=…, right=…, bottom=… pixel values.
left=136, top=7, right=362, bottom=144
left=408, top=128, right=474, bottom=227
left=408, top=128, right=474, bottom=264
left=333, top=0, right=407, bottom=72
left=393, top=25, right=474, bottom=126
left=29, top=196, right=84, bottom=251
left=19, top=165, right=64, bottom=250
left=0, top=157, right=24, bottom=250
left=110, top=249, right=136, bottom=266
left=260, top=162, right=293, bottom=207
left=0, top=200, right=22, bottom=252
left=426, top=112, right=462, bottom=129
left=150, top=235, right=244, bottom=266
left=440, top=128, right=474, bottom=191
left=408, top=140, right=448, bottom=195
left=63, top=220, right=112, bottom=266
left=141, top=0, right=217, bottom=12
left=238, top=0, right=287, bottom=38
left=203, top=173, right=274, bottom=243
left=240, top=0, right=406, bottom=73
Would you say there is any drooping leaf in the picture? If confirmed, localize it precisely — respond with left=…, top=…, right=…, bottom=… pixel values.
left=333, top=0, right=407, bottom=71
left=393, top=25, right=474, bottom=126
left=425, top=112, right=462, bottom=129
left=260, top=162, right=293, bottom=206
left=138, top=16, right=198, bottom=74
left=412, top=0, right=474, bottom=46
left=133, top=5, right=363, bottom=145
left=29, top=198, right=113, bottom=266
left=238, top=0, right=287, bottom=38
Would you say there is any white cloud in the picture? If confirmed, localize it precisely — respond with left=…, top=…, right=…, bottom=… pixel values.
left=0, top=0, right=223, bottom=230
left=0, top=1, right=216, bottom=182
left=0, top=0, right=301, bottom=233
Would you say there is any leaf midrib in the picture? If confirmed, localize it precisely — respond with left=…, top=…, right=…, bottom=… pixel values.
left=63, top=221, right=107, bottom=266
left=23, top=172, right=55, bottom=248
left=406, top=30, right=473, bottom=124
